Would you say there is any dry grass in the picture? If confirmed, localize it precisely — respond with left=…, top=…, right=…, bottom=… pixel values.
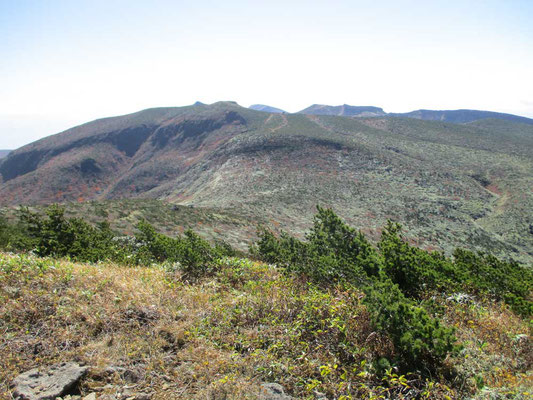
left=1, top=253, right=531, bottom=399
left=0, top=253, right=263, bottom=399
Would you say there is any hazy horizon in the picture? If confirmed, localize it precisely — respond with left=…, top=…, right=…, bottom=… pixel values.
left=1, top=0, right=532, bottom=149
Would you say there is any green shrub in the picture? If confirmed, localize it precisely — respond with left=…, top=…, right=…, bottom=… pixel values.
left=307, top=206, right=380, bottom=278
left=134, top=221, right=231, bottom=277
left=364, top=278, right=460, bottom=369
left=18, top=205, right=115, bottom=262
left=7, top=205, right=235, bottom=274
left=0, top=212, right=36, bottom=251
left=452, top=249, right=533, bottom=316
left=254, top=206, right=379, bottom=284
left=379, top=221, right=462, bottom=298
left=253, top=207, right=462, bottom=372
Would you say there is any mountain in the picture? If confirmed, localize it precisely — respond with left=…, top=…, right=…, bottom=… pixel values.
left=0, top=150, right=10, bottom=159
left=298, top=104, right=386, bottom=117
left=1, top=101, right=532, bottom=262
left=249, top=104, right=286, bottom=113
left=297, top=104, right=533, bottom=125
left=391, top=109, right=533, bottom=124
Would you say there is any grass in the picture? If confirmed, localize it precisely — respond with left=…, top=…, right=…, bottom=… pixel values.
left=1, top=252, right=531, bottom=399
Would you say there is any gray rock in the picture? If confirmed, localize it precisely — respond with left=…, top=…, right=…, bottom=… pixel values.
left=103, top=366, right=140, bottom=383
left=133, top=393, right=151, bottom=400
left=259, top=383, right=292, bottom=400
left=11, top=362, right=89, bottom=400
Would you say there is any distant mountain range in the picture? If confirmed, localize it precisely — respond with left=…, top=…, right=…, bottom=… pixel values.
left=246, top=103, right=533, bottom=125
left=1, top=101, right=532, bottom=262
left=249, top=104, right=286, bottom=113
left=388, top=109, right=533, bottom=124
left=0, top=150, right=10, bottom=159
left=298, top=104, right=386, bottom=117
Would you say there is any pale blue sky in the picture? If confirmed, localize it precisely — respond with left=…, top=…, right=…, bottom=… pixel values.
left=1, top=0, right=532, bottom=148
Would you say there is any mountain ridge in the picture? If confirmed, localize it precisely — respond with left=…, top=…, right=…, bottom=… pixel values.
left=243, top=102, right=533, bottom=125
left=298, top=104, right=386, bottom=117
left=389, top=108, right=533, bottom=125
left=1, top=101, right=532, bottom=262
left=249, top=104, right=286, bottom=113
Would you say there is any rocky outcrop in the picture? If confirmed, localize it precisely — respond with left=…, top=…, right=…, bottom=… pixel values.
left=259, top=383, right=293, bottom=399
left=11, top=362, right=88, bottom=400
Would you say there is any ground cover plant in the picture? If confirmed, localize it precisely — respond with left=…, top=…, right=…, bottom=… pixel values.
left=0, top=206, right=531, bottom=399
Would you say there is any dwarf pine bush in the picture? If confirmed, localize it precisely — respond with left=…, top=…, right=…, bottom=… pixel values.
left=253, top=206, right=531, bottom=373
left=1, top=205, right=235, bottom=275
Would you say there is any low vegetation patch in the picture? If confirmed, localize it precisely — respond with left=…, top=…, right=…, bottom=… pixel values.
left=0, top=206, right=531, bottom=399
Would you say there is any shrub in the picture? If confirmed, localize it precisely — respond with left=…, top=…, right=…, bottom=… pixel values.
left=452, top=249, right=533, bottom=316
left=306, top=206, right=380, bottom=278
left=134, top=221, right=231, bottom=277
left=18, top=205, right=115, bottom=262
left=379, top=221, right=461, bottom=298
left=364, top=278, right=460, bottom=370
left=254, top=206, right=379, bottom=285
left=0, top=212, right=36, bottom=251
left=253, top=207, right=462, bottom=372
left=8, top=205, right=235, bottom=274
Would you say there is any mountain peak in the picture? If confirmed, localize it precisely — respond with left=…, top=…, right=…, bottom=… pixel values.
left=298, top=104, right=386, bottom=117
left=249, top=104, right=286, bottom=113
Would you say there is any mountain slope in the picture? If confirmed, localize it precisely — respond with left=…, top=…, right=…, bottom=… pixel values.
left=0, top=150, right=10, bottom=159
left=249, top=104, right=286, bottom=113
left=390, top=109, right=533, bottom=124
left=298, top=104, right=386, bottom=117
left=1, top=102, right=532, bottom=262
left=296, top=104, right=533, bottom=125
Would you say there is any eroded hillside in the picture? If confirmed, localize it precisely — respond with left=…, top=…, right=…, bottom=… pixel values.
left=0, top=103, right=532, bottom=262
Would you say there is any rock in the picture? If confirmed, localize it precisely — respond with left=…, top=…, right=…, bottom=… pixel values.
left=119, top=388, right=133, bottom=400
left=259, top=383, right=292, bottom=400
left=2, top=285, right=21, bottom=298
left=102, top=366, right=140, bottom=383
left=83, top=394, right=97, bottom=400
left=11, top=362, right=89, bottom=400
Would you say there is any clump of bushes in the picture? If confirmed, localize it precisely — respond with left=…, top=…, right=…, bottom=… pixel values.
left=363, top=279, right=460, bottom=369
left=132, top=220, right=233, bottom=277
left=17, top=205, right=116, bottom=262
left=0, top=205, right=234, bottom=277
left=379, top=221, right=532, bottom=316
left=253, top=206, right=532, bottom=373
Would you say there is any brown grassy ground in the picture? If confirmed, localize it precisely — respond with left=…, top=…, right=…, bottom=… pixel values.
left=0, top=253, right=531, bottom=399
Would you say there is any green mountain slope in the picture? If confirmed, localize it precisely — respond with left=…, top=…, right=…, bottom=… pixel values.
left=0, top=102, right=532, bottom=262
left=298, top=104, right=386, bottom=117
left=391, top=109, right=533, bottom=124
left=296, top=104, right=533, bottom=124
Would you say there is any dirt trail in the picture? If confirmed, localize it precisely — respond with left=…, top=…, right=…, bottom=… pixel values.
left=269, top=114, right=288, bottom=133
left=483, top=182, right=510, bottom=216
left=306, top=114, right=334, bottom=133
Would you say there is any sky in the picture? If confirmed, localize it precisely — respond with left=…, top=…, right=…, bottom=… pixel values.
left=1, top=0, right=532, bottom=149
